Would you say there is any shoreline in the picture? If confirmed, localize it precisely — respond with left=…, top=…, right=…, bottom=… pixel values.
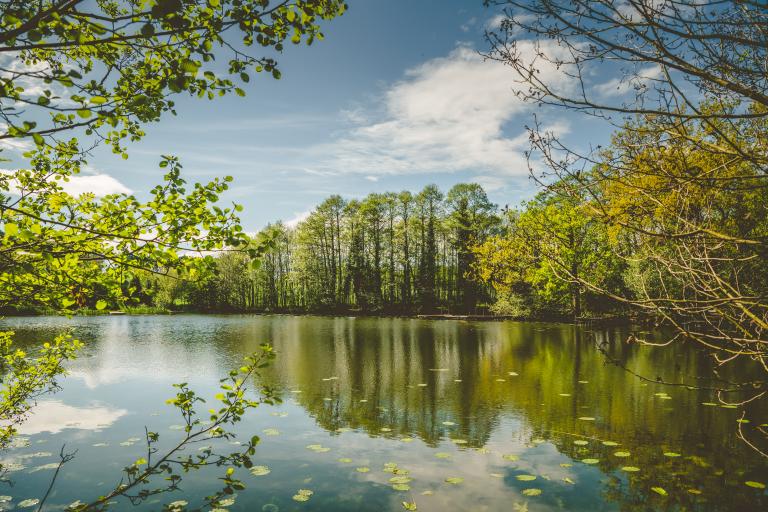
left=0, top=308, right=637, bottom=326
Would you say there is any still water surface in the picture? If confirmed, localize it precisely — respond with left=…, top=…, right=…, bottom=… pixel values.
left=3, top=315, right=768, bottom=511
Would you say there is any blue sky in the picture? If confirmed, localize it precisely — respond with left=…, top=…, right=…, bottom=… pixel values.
left=58, top=1, right=618, bottom=230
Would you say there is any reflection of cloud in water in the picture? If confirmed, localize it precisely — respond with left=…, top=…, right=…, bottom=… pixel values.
left=17, top=400, right=127, bottom=435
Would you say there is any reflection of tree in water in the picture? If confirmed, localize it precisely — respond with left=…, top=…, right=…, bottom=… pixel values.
left=250, top=317, right=767, bottom=511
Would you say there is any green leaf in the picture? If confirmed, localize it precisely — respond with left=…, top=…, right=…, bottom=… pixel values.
left=4, top=223, right=18, bottom=237
left=95, top=300, right=108, bottom=310
left=651, top=487, right=668, bottom=496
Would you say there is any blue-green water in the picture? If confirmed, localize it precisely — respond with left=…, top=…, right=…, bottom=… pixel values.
left=2, top=315, right=767, bottom=511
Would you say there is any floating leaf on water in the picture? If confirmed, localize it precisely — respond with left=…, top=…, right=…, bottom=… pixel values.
left=532, top=439, right=545, bottom=444
left=435, top=452, right=451, bottom=459
left=250, top=465, right=271, bottom=476
left=602, top=441, right=619, bottom=447
left=217, top=498, right=236, bottom=507
left=392, top=484, right=411, bottom=491
left=663, top=452, right=681, bottom=458
left=18, top=499, right=40, bottom=508
left=452, top=439, right=468, bottom=445
left=745, top=481, right=766, bottom=489
left=573, top=440, right=589, bottom=446
left=622, top=466, right=641, bottom=472
left=168, top=500, right=188, bottom=510
left=578, top=417, right=596, bottom=421
left=445, top=477, right=464, bottom=485
left=563, top=477, right=575, bottom=484
left=513, top=503, right=529, bottom=512
left=402, top=501, right=418, bottom=511
left=390, top=476, right=412, bottom=484
left=490, top=473, right=504, bottom=478
left=356, top=467, right=370, bottom=473
left=292, top=494, right=310, bottom=502
left=442, top=421, right=456, bottom=426
left=516, top=474, right=536, bottom=481
left=559, top=463, right=572, bottom=468
left=521, top=488, right=541, bottom=497
left=651, top=487, right=668, bottom=496
left=401, top=437, right=415, bottom=443
left=581, top=458, right=599, bottom=465
left=262, top=428, right=280, bottom=436
left=421, top=490, right=434, bottom=496
left=306, top=444, right=322, bottom=450
left=613, top=451, right=631, bottom=458
left=502, top=454, right=519, bottom=462
left=338, top=458, right=353, bottom=463
left=0, top=496, right=11, bottom=503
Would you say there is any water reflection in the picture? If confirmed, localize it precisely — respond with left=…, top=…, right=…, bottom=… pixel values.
left=1, top=315, right=766, bottom=511
left=16, top=400, right=127, bottom=435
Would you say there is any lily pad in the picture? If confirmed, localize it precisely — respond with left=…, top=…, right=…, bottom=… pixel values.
left=392, top=484, right=411, bottom=491
left=18, top=499, right=40, bottom=508
left=573, top=440, right=589, bottom=446
left=338, top=457, right=353, bottom=463
left=356, top=467, right=370, bottom=473
left=402, top=501, right=418, bottom=510
left=581, top=458, right=599, bottom=465
left=262, top=428, right=280, bottom=436
left=622, top=466, right=641, bottom=472
left=563, top=477, right=575, bottom=484
left=516, top=474, right=536, bottom=481
left=502, top=454, right=519, bottom=462
left=445, top=477, right=464, bottom=485
left=613, top=451, right=631, bottom=458
left=390, top=476, right=412, bottom=484
left=651, top=487, right=668, bottom=496
left=522, top=488, right=542, bottom=496
left=745, top=481, right=766, bottom=489
left=250, top=465, right=271, bottom=476
left=602, top=441, right=619, bottom=447
left=435, top=452, right=452, bottom=459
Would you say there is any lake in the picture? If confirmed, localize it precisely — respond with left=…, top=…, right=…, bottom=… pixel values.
left=2, top=315, right=767, bottom=511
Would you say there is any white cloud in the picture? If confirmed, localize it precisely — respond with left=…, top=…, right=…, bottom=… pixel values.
left=312, top=42, right=576, bottom=179
left=285, top=210, right=312, bottom=228
left=59, top=172, right=132, bottom=196
left=1, top=167, right=132, bottom=197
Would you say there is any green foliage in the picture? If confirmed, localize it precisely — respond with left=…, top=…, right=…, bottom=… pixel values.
left=149, top=184, right=501, bottom=315
left=0, top=331, right=81, bottom=450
